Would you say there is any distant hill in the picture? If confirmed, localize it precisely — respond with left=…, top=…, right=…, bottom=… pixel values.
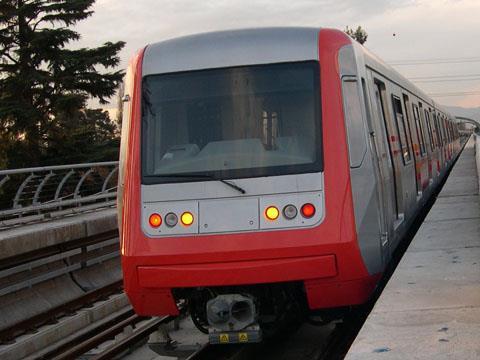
left=446, top=106, right=480, bottom=121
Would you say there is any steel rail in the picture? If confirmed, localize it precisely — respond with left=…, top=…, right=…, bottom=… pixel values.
left=39, top=306, right=137, bottom=360
left=0, top=280, right=123, bottom=344
left=49, top=305, right=184, bottom=360
left=91, top=315, right=179, bottom=360
left=50, top=312, right=142, bottom=360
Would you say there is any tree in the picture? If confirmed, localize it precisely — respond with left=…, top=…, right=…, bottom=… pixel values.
left=0, top=0, right=125, bottom=168
left=344, top=26, right=368, bottom=45
left=43, top=107, right=119, bottom=165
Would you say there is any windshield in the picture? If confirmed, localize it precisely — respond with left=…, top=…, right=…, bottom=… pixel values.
left=141, top=61, right=322, bottom=183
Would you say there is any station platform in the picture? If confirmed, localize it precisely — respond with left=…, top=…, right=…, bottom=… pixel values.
left=346, top=136, right=480, bottom=359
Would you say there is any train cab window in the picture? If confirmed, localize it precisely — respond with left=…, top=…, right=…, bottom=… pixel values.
left=141, top=61, right=322, bottom=182
left=391, top=95, right=412, bottom=164
left=342, top=78, right=367, bottom=168
left=412, top=104, right=427, bottom=156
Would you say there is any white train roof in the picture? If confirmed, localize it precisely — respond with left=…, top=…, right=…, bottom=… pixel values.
left=142, top=27, right=320, bottom=76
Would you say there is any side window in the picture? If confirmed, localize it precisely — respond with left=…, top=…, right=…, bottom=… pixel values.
left=391, top=95, right=412, bottom=164
left=433, top=113, right=442, bottom=146
left=438, top=115, right=445, bottom=145
left=342, top=78, right=367, bottom=168
left=443, top=117, right=449, bottom=144
left=442, top=118, right=447, bottom=143
left=424, top=109, right=435, bottom=150
left=402, top=94, right=415, bottom=154
left=413, top=104, right=426, bottom=156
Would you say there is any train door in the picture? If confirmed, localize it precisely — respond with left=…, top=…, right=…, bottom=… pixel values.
left=425, top=108, right=438, bottom=180
left=389, top=90, right=416, bottom=227
left=419, top=103, right=433, bottom=186
left=402, top=94, right=422, bottom=198
left=361, top=76, right=392, bottom=266
left=412, top=103, right=428, bottom=191
left=434, top=111, right=444, bottom=170
left=431, top=110, right=441, bottom=176
left=369, top=76, right=399, bottom=260
left=377, top=86, right=404, bottom=225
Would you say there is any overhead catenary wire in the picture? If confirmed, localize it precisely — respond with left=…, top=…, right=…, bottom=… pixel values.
left=388, top=56, right=480, bottom=66
left=427, top=91, right=480, bottom=97
left=412, top=77, right=480, bottom=83
left=409, top=73, right=480, bottom=80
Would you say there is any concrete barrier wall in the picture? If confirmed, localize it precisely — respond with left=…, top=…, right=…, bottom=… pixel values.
left=0, top=208, right=117, bottom=261
left=0, top=208, right=120, bottom=333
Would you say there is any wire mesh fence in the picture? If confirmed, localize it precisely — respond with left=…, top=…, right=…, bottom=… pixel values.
left=0, top=162, right=118, bottom=229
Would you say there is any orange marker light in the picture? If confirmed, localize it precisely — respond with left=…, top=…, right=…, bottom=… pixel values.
left=181, top=211, right=194, bottom=226
left=149, top=213, right=162, bottom=227
left=301, top=203, right=316, bottom=218
left=265, top=206, right=279, bottom=221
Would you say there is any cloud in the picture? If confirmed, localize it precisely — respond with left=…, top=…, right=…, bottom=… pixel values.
left=75, top=0, right=480, bottom=108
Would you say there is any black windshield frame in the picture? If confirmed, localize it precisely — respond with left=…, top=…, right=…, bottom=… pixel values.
left=141, top=61, right=323, bottom=185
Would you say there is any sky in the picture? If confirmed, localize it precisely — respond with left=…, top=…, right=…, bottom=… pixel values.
left=74, top=0, right=480, bottom=112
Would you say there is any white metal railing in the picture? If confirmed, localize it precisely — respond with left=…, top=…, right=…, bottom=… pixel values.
left=0, top=162, right=119, bottom=229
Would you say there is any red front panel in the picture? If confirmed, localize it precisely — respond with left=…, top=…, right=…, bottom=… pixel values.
left=120, top=29, right=379, bottom=316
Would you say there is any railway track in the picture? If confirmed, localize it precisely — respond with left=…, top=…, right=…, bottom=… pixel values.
left=0, top=145, right=461, bottom=360
left=0, top=280, right=123, bottom=344
left=1, top=277, right=184, bottom=360
left=39, top=306, right=181, bottom=360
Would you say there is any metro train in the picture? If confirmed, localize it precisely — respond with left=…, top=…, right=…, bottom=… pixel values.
left=118, top=27, right=462, bottom=343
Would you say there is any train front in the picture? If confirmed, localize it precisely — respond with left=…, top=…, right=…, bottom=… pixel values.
left=119, top=28, right=378, bottom=343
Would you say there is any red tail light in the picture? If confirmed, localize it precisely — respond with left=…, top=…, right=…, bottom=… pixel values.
left=301, top=203, right=316, bottom=218
left=149, top=213, right=162, bottom=227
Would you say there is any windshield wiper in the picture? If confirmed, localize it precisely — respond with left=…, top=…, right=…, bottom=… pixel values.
left=152, top=173, right=246, bottom=194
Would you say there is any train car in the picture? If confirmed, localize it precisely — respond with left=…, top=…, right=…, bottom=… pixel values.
left=118, top=27, right=462, bottom=343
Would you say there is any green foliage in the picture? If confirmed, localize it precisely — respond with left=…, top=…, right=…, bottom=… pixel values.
left=344, top=26, right=368, bottom=45
left=42, top=108, right=119, bottom=165
left=0, top=0, right=125, bottom=168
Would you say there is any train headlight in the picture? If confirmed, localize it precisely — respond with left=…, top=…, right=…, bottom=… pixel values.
left=283, top=204, right=298, bottom=220
left=165, top=212, right=178, bottom=227
left=301, top=203, right=316, bottom=218
left=149, top=213, right=162, bottom=227
left=181, top=211, right=194, bottom=226
left=265, top=206, right=279, bottom=221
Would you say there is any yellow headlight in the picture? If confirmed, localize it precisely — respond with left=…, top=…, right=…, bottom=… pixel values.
left=181, top=211, right=194, bottom=226
left=265, top=206, right=279, bottom=221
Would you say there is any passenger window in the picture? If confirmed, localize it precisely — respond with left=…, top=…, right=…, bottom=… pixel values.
left=433, top=113, right=442, bottom=146
left=438, top=115, right=445, bottom=145
left=424, top=109, right=435, bottom=150
left=391, top=95, right=412, bottom=164
left=342, top=78, right=367, bottom=168
left=441, top=118, right=447, bottom=143
left=443, top=118, right=448, bottom=144
left=413, top=104, right=426, bottom=156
